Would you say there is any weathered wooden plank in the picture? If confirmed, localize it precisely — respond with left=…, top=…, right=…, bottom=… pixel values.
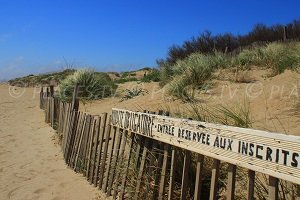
left=180, top=150, right=191, bottom=200
left=247, top=170, right=255, bottom=200
left=226, top=164, right=236, bottom=200
left=168, top=147, right=176, bottom=200
left=105, top=127, right=122, bottom=194
left=112, top=130, right=128, bottom=198
left=268, top=176, right=278, bottom=200
left=63, top=110, right=75, bottom=160
left=119, top=132, right=135, bottom=200
left=194, top=154, right=204, bottom=200
left=134, top=135, right=142, bottom=168
left=89, top=116, right=101, bottom=184
left=133, top=138, right=150, bottom=200
left=81, top=115, right=92, bottom=175
left=93, top=113, right=108, bottom=187
left=70, top=112, right=84, bottom=168
left=209, top=159, right=220, bottom=200
left=69, top=111, right=82, bottom=165
left=98, top=114, right=111, bottom=188
left=86, top=117, right=97, bottom=180
left=62, top=104, right=71, bottom=152
left=102, top=126, right=117, bottom=192
left=39, top=87, right=43, bottom=109
left=158, top=143, right=169, bottom=200
left=74, top=115, right=88, bottom=171
left=65, top=110, right=77, bottom=162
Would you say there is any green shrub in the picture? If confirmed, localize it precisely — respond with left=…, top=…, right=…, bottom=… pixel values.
left=58, top=68, right=117, bottom=101
left=115, top=77, right=138, bottom=84
left=235, top=42, right=300, bottom=74
left=141, top=69, right=160, bottom=82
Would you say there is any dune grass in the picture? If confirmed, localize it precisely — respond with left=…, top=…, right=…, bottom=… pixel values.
left=160, top=41, right=300, bottom=101
left=58, top=68, right=117, bottom=101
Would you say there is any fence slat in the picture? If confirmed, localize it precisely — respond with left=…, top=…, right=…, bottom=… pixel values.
left=93, top=113, right=107, bottom=187
left=105, top=127, right=122, bottom=194
left=119, top=132, right=135, bottom=200
left=180, top=150, right=191, bottom=200
left=74, top=115, right=88, bottom=171
left=247, top=170, right=255, bottom=200
left=194, top=154, right=204, bottom=200
left=98, top=114, right=111, bottom=188
left=269, top=176, right=278, bottom=200
left=209, top=159, right=220, bottom=200
left=89, top=116, right=101, bottom=184
left=86, top=117, right=97, bottom=180
left=70, top=112, right=84, bottom=168
left=112, top=130, right=128, bottom=198
left=168, top=147, right=176, bottom=200
left=82, top=115, right=92, bottom=175
left=158, top=143, right=169, bottom=200
left=134, top=138, right=150, bottom=200
left=102, top=126, right=117, bottom=192
left=134, top=135, right=143, bottom=168
left=153, top=142, right=164, bottom=200
left=227, top=164, right=236, bottom=200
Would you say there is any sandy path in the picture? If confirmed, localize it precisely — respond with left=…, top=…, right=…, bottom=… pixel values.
left=0, top=85, right=104, bottom=200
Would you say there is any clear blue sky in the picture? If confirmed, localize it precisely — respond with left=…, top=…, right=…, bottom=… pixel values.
left=0, top=0, right=299, bottom=80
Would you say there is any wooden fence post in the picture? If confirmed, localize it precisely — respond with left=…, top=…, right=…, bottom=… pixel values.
left=158, top=143, right=169, bottom=200
left=180, top=150, right=191, bottom=200
left=71, top=84, right=79, bottom=111
left=209, top=159, right=220, bottom=200
left=40, top=87, right=43, bottom=109
left=227, top=164, right=236, bottom=200
left=168, top=147, right=177, bottom=200
left=247, top=170, right=255, bottom=200
left=269, top=176, right=278, bottom=200
left=49, top=85, right=54, bottom=97
left=194, top=154, right=204, bottom=200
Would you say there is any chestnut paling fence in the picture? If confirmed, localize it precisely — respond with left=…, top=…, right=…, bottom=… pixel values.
left=40, top=86, right=300, bottom=200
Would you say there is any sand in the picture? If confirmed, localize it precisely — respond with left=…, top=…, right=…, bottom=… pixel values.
left=0, top=84, right=104, bottom=200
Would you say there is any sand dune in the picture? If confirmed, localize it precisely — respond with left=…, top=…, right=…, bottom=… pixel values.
left=0, top=84, right=104, bottom=200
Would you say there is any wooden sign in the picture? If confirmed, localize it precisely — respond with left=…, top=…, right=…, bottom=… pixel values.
left=112, top=108, right=300, bottom=184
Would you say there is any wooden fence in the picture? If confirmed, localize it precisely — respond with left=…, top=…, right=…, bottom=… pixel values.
left=40, top=86, right=300, bottom=200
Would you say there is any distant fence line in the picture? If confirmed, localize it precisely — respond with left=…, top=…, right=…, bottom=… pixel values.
left=40, top=86, right=300, bottom=200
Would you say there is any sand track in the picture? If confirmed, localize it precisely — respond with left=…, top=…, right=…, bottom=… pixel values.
left=0, top=85, right=103, bottom=200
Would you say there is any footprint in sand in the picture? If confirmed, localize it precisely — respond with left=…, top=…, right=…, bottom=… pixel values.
left=7, top=185, right=24, bottom=199
left=14, top=171, right=36, bottom=181
left=33, top=188, right=47, bottom=194
left=19, top=162, right=32, bottom=170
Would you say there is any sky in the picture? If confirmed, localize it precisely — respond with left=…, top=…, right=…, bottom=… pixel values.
left=0, top=0, right=299, bottom=80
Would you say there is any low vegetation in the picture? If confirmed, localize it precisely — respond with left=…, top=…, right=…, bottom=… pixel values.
left=160, top=41, right=300, bottom=101
left=58, top=69, right=117, bottom=101
left=158, top=20, right=300, bottom=65
left=8, top=69, right=75, bottom=87
left=120, top=87, right=148, bottom=101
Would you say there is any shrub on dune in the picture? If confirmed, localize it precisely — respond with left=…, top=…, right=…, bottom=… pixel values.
left=58, top=69, right=117, bottom=101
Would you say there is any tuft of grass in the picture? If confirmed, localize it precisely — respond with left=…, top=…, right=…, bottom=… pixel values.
left=166, top=53, right=224, bottom=101
left=58, top=68, right=117, bottom=101
left=121, top=87, right=148, bottom=101
left=187, top=100, right=252, bottom=128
